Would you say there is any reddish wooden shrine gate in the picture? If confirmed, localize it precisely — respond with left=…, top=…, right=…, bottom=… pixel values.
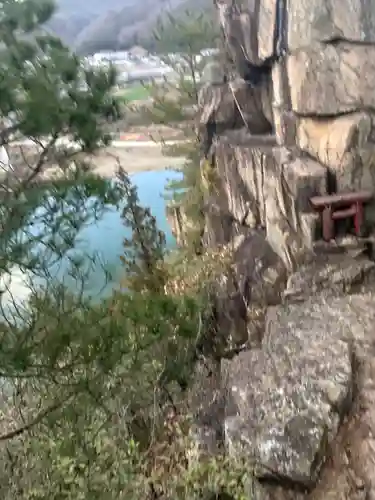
left=310, top=191, right=373, bottom=242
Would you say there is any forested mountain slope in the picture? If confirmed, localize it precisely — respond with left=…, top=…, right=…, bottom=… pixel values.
left=50, top=0, right=213, bottom=54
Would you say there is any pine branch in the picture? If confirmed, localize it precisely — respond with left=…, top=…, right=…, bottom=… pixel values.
left=0, top=391, right=74, bottom=441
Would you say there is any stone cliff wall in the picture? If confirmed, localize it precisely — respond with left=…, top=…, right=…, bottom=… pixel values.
left=200, top=0, right=375, bottom=270
left=190, top=1, right=375, bottom=500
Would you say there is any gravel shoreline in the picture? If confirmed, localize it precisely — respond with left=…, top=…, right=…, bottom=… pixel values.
left=92, top=145, right=186, bottom=177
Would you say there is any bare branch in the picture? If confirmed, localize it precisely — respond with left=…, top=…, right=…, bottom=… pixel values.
left=0, top=391, right=74, bottom=441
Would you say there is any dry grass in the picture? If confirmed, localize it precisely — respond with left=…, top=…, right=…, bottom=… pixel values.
left=165, top=246, right=233, bottom=297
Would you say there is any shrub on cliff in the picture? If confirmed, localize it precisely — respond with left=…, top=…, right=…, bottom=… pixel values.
left=125, top=11, right=219, bottom=255
left=0, top=1, right=249, bottom=498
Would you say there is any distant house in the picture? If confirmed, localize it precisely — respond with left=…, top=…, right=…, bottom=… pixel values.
left=128, top=46, right=148, bottom=58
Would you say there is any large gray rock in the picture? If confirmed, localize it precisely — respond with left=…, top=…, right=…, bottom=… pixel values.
left=287, top=0, right=375, bottom=51
left=212, top=134, right=276, bottom=230
left=215, top=0, right=278, bottom=68
left=215, top=0, right=375, bottom=68
left=209, top=137, right=327, bottom=269
left=264, top=148, right=327, bottom=269
left=209, top=229, right=286, bottom=356
left=296, top=113, right=375, bottom=225
left=284, top=252, right=375, bottom=302
left=202, top=183, right=244, bottom=248
left=198, top=79, right=273, bottom=134
left=223, top=293, right=375, bottom=487
left=231, top=229, right=286, bottom=306
left=296, top=113, right=373, bottom=171
left=288, top=42, right=375, bottom=115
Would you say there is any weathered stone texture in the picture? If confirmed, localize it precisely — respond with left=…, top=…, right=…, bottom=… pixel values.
left=216, top=0, right=375, bottom=68
left=198, top=79, right=273, bottom=134
left=223, top=293, right=375, bottom=487
left=210, top=230, right=286, bottom=356
left=193, top=1, right=375, bottom=499
left=284, top=250, right=375, bottom=302
left=211, top=135, right=327, bottom=268
left=296, top=113, right=375, bottom=223
left=297, top=113, right=373, bottom=171
left=288, top=43, right=375, bottom=116
left=215, top=0, right=277, bottom=69
left=212, top=136, right=273, bottom=229
left=287, top=0, right=375, bottom=51
left=198, top=3, right=375, bottom=268
left=264, top=150, right=327, bottom=268
left=203, top=204, right=236, bottom=248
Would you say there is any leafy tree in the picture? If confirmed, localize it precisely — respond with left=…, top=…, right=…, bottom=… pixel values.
left=0, top=2, right=249, bottom=498
left=137, top=11, right=220, bottom=254
left=117, top=167, right=168, bottom=293
left=0, top=0, right=122, bottom=282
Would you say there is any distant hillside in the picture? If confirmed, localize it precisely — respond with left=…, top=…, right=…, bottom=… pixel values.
left=49, top=0, right=214, bottom=54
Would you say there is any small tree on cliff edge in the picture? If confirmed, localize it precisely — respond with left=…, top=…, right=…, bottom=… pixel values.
left=139, top=10, right=219, bottom=254
left=0, top=2, right=222, bottom=498
left=0, top=0, right=122, bottom=279
left=0, top=3, right=247, bottom=498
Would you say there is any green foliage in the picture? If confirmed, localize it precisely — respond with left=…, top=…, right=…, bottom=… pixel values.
left=138, top=11, right=218, bottom=253
left=117, top=167, right=168, bottom=293
left=0, top=1, right=120, bottom=149
left=0, top=0, right=123, bottom=277
left=0, top=170, right=209, bottom=499
left=165, top=143, right=206, bottom=253
left=161, top=447, right=252, bottom=500
left=153, top=10, right=218, bottom=55
left=115, top=84, right=151, bottom=103
left=0, top=2, right=249, bottom=499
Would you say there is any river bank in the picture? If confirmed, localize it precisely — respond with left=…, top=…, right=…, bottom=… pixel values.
left=91, top=145, right=186, bottom=177
left=6, top=142, right=187, bottom=181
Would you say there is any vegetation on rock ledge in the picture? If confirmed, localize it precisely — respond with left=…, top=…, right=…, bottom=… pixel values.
left=134, top=11, right=220, bottom=254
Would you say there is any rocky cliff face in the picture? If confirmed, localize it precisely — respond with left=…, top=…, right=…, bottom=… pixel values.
left=191, top=1, right=375, bottom=499
left=200, top=0, right=375, bottom=269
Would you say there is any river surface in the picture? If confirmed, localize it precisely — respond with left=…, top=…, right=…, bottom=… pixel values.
left=70, top=169, right=179, bottom=296
left=2, top=169, right=180, bottom=307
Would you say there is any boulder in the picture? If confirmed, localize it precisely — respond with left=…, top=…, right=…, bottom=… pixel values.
left=283, top=253, right=375, bottom=302
left=231, top=230, right=286, bottom=306
left=198, top=79, right=273, bottom=134
left=212, top=134, right=276, bottom=229
left=215, top=0, right=278, bottom=69
left=202, top=186, right=244, bottom=248
left=296, top=113, right=373, bottom=171
left=287, top=42, right=375, bottom=116
left=203, top=206, right=238, bottom=248
left=197, top=1, right=375, bottom=497
left=209, top=136, right=327, bottom=268
left=209, top=229, right=286, bottom=356
left=287, top=0, right=375, bottom=51
left=222, top=293, right=375, bottom=487
left=215, top=0, right=375, bottom=69
left=296, top=113, right=375, bottom=225
left=264, top=148, right=327, bottom=268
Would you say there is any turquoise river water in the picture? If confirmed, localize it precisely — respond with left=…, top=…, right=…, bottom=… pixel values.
left=3, top=169, right=181, bottom=306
